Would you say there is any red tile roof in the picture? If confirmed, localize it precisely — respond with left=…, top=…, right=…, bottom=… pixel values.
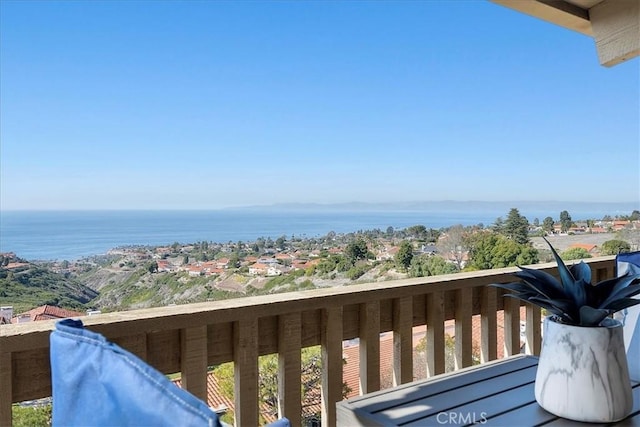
left=569, top=243, right=598, bottom=252
left=13, top=305, right=84, bottom=323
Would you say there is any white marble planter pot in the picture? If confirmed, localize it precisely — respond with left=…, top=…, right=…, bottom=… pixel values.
left=535, top=316, right=632, bottom=422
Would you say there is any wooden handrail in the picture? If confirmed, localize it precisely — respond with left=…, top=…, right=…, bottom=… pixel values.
left=0, top=256, right=617, bottom=426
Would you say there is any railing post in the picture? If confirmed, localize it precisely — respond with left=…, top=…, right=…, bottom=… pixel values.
left=392, top=296, right=413, bottom=386
left=0, top=352, right=11, bottom=427
left=454, top=288, right=472, bottom=369
left=321, top=306, right=343, bottom=427
left=359, top=301, right=380, bottom=394
left=504, top=297, right=521, bottom=357
left=426, top=291, right=445, bottom=377
left=234, top=319, right=259, bottom=427
left=278, top=313, right=302, bottom=426
left=480, top=286, right=498, bottom=363
left=525, top=303, right=541, bottom=356
left=180, top=326, right=208, bottom=402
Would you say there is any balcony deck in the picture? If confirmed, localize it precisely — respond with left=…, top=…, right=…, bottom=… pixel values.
left=0, top=256, right=617, bottom=426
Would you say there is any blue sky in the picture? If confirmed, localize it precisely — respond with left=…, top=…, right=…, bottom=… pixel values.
left=1, top=0, right=638, bottom=210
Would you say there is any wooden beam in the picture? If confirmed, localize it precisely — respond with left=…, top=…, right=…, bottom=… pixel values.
left=503, top=298, right=521, bottom=357
left=525, top=304, right=542, bottom=356
left=234, top=319, right=259, bottom=427
left=454, top=289, right=473, bottom=369
left=321, top=306, right=343, bottom=427
left=590, top=0, right=640, bottom=67
left=392, top=297, right=413, bottom=386
left=491, top=0, right=592, bottom=35
left=359, top=302, right=380, bottom=394
left=277, top=313, right=302, bottom=426
left=0, top=353, right=12, bottom=427
left=180, top=326, right=208, bottom=402
left=480, top=286, right=498, bottom=363
left=426, top=291, right=445, bottom=377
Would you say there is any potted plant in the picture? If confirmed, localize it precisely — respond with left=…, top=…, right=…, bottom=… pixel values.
left=491, top=238, right=640, bottom=422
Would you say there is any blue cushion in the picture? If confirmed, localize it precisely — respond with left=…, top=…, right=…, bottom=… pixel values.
left=616, top=252, right=640, bottom=381
left=50, top=319, right=222, bottom=426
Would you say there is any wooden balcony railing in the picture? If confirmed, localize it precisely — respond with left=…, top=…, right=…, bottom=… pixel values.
left=0, top=256, right=617, bottom=426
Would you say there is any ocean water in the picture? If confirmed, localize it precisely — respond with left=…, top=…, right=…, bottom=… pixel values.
left=0, top=203, right=636, bottom=261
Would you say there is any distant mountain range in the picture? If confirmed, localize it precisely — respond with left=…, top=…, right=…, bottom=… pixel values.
left=227, top=200, right=639, bottom=214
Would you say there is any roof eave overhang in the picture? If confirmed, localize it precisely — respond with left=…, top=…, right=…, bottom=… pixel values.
left=491, top=0, right=640, bottom=67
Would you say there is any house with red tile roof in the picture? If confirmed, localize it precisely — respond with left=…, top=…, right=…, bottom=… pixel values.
left=248, top=263, right=269, bottom=276
left=291, top=260, right=308, bottom=271
left=215, top=258, right=230, bottom=269
left=186, top=265, right=204, bottom=277
left=156, top=260, right=172, bottom=272
left=590, top=226, right=608, bottom=233
left=375, top=245, right=399, bottom=261
left=568, top=243, right=599, bottom=254
left=275, top=253, right=295, bottom=262
left=11, top=305, right=85, bottom=324
left=612, top=220, right=631, bottom=231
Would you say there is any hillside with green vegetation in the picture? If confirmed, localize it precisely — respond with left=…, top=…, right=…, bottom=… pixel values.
left=4, top=208, right=639, bottom=314
left=0, top=264, right=98, bottom=314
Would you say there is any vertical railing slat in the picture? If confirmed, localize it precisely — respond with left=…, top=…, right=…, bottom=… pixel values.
left=278, top=313, right=302, bottom=426
left=426, top=291, right=445, bottom=377
left=454, top=288, right=473, bottom=369
left=525, top=303, right=541, bottom=356
left=0, top=352, right=12, bottom=426
left=480, top=286, right=498, bottom=363
left=234, top=319, right=259, bottom=427
left=321, top=306, right=343, bottom=427
left=181, top=326, right=208, bottom=402
left=392, top=296, right=413, bottom=386
left=504, top=298, right=521, bottom=357
left=359, top=301, right=380, bottom=394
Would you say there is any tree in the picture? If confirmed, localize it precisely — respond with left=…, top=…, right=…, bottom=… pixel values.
left=600, top=240, right=631, bottom=255
left=395, top=241, right=414, bottom=272
left=561, top=247, right=592, bottom=260
left=344, top=239, right=369, bottom=264
left=559, top=210, right=573, bottom=233
left=409, top=255, right=459, bottom=277
left=631, top=210, right=640, bottom=221
left=465, top=232, right=538, bottom=270
left=408, top=256, right=429, bottom=277
left=492, top=217, right=504, bottom=234
left=406, top=225, right=427, bottom=240
left=425, top=256, right=458, bottom=276
left=227, top=252, right=240, bottom=268
left=533, top=218, right=540, bottom=227
left=542, top=217, right=555, bottom=234
left=147, top=261, right=158, bottom=274
left=502, top=208, right=530, bottom=244
left=436, top=225, right=467, bottom=271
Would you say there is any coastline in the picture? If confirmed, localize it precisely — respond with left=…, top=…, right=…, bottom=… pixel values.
left=1, top=205, right=637, bottom=261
